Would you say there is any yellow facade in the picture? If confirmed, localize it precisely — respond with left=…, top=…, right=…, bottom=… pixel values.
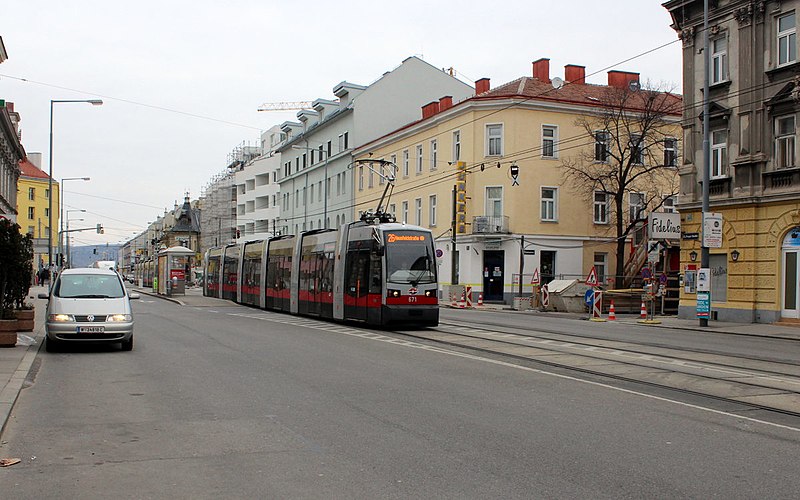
left=355, top=82, right=681, bottom=299
left=17, top=174, right=59, bottom=265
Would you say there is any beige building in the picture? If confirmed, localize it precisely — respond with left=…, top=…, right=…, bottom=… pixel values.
left=17, top=154, right=59, bottom=268
left=665, top=0, right=800, bottom=322
left=355, top=59, right=681, bottom=303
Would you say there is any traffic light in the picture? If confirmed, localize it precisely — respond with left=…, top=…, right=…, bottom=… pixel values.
left=96, top=224, right=104, bottom=234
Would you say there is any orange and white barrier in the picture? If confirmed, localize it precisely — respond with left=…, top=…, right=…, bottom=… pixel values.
left=477, top=293, right=483, bottom=306
left=640, top=301, right=647, bottom=319
left=458, top=291, right=466, bottom=309
left=608, top=300, right=616, bottom=321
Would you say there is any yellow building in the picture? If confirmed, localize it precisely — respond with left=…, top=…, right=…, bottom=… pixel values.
left=17, top=156, right=59, bottom=268
left=354, top=59, right=681, bottom=303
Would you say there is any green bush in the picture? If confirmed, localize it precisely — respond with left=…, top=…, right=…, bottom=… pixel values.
left=0, top=217, right=34, bottom=318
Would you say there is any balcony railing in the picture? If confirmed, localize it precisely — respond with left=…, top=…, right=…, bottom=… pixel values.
left=472, top=215, right=510, bottom=234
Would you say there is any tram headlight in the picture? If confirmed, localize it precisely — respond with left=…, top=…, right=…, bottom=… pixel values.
left=388, top=289, right=401, bottom=298
left=424, top=290, right=433, bottom=297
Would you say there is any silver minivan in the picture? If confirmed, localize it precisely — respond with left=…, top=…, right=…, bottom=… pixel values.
left=39, top=268, right=140, bottom=351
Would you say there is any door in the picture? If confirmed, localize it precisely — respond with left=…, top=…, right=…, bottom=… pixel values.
left=345, top=249, right=370, bottom=321
left=540, top=250, right=556, bottom=285
left=783, top=250, right=799, bottom=318
left=483, top=250, right=505, bottom=301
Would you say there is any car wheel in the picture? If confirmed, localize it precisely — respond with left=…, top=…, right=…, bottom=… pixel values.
left=44, top=336, right=59, bottom=353
left=120, top=335, right=134, bottom=351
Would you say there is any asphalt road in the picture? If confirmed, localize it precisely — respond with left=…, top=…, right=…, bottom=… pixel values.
left=1, top=298, right=799, bottom=498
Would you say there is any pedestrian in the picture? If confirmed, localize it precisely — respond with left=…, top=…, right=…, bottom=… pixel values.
left=41, top=267, right=50, bottom=287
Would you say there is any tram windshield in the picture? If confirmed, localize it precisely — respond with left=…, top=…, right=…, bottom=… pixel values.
left=385, top=231, right=436, bottom=285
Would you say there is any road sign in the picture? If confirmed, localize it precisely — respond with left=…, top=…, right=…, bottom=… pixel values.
left=585, top=266, right=599, bottom=286
left=641, top=267, right=652, bottom=280
left=659, top=272, right=668, bottom=285
left=531, top=268, right=540, bottom=285
left=703, top=212, right=723, bottom=248
left=435, top=248, right=443, bottom=258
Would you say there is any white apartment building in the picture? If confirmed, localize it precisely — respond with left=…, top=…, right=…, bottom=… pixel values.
left=235, top=126, right=284, bottom=241
left=277, top=56, right=474, bottom=234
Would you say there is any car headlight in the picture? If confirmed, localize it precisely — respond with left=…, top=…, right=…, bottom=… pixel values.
left=48, top=314, right=74, bottom=322
left=106, top=314, right=132, bottom=322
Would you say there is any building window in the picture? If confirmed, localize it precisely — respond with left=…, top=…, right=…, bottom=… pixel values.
left=630, top=133, right=644, bottom=165
left=389, top=203, right=396, bottom=217
left=295, top=190, right=299, bottom=208
left=327, top=140, right=332, bottom=157
left=337, top=173, right=342, bottom=195
left=594, top=253, right=607, bottom=284
left=28, top=187, right=35, bottom=201
left=542, top=125, right=558, bottom=158
left=430, top=139, right=438, bottom=170
left=486, top=124, right=503, bottom=156
left=629, top=192, right=645, bottom=222
left=711, top=129, right=727, bottom=178
left=453, top=130, right=461, bottom=161
left=44, top=208, right=49, bottom=217
left=595, top=131, right=610, bottom=162
left=779, top=12, right=797, bottom=67
left=295, top=157, right=300, bottom=173
left=402, top=201, right=409, bottom=223
left=776, top=115, right=796, bottom=168
left=27, top=207, right=34, bottom=220
left=416, top=145, right=423, bottom=174
left=415, top=198, right=422, bottom=225
left=663, top=195, right=677, bottom=213
left=302, top=153, right=307, bottom=169
left=45, top=189, right=50, bottom=199
left=664, top=138, right=678, bottom=167
left=711, top=37, right=728, bottom=84
left=368, top=164, right=374, bottom=188
left=344, top=132, right=349, bottom=149
left=541, top=187, right=557, bottom=222
left=403, top=150, right=409, bottom=177
left=27, top=226, right=34, bottom=236
left=429, top=195, right=437, bottom=226
left=486, top=186, right=503, bottom=217
left=310, top=184, right=314, bottom=203
left=593, top=191, right=609, bottom=224
left=318, top=181, right=323, bottom=201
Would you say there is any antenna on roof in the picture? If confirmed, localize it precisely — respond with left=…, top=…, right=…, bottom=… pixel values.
left=551, top=77, right=565, bottom=90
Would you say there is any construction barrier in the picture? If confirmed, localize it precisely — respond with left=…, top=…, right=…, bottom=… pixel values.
left=477, top=293, right=484, bottom=306
left=608, top=300, right=616, bottom=321
left=640, top=302, right=647, bottom=319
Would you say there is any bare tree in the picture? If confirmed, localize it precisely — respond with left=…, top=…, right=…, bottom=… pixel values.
left=560, top=84, right=682, bottom=288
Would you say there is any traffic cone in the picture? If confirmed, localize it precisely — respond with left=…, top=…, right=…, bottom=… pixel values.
left=459, top=291, right=466, bottom=309
left=608, top=300, right=616, bottom=321
left=640, top=301, right=647, bottom=319
left=451, top=292, right=457, bottom=308
left=477, top=293, right=484, bottom=306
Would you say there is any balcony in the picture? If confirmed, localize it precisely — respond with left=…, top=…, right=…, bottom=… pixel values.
left=472, top=215, right=510, bottom=234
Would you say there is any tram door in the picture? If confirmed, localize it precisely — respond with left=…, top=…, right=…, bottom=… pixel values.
left=345, top=248, right=370, bottom=321
left=483, top=250, right=505, bottom=302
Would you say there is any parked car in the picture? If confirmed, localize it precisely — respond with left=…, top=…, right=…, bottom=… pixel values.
left=39, top=268, right=140, bottom=351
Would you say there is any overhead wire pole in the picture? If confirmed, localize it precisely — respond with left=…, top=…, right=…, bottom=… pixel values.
left=700, top=0, right=711, bottom=327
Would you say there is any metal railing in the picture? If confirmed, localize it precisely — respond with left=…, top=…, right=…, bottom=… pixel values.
left=471, top=215, right=510, bottom=234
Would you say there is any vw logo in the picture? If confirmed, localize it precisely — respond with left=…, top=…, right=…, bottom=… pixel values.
left=87, top=315, right=95, bottom=322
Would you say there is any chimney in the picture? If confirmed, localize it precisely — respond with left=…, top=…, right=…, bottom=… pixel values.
left=421, top=101, right=440, bottom=119
left=565, top=65, right=586, bottom=85
left=475, top=78, right=490, bottom=95
left=607, top=70, right=640, bottom=89
left=28, top=152, right=43, bottom=169
left=439, top=95, right=453, bottom=111
left=532, top=58, right=550, bottom=83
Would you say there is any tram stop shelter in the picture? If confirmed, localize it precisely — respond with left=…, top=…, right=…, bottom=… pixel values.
left=157, top=245, right=194, bottom=296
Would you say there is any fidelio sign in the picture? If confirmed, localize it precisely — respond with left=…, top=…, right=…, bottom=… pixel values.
left=649, top=213, right=681, bottom=240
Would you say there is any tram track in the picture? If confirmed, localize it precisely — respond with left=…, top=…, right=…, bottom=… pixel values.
left=390, top=320, right=800, bottom=420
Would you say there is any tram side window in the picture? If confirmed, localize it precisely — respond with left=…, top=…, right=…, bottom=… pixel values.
left=370, top=247, right=383, bottom=293
left=320, top=251, right=334, bottom=292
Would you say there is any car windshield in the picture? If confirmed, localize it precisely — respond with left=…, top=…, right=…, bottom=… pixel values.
left=55, top=274, right=125, bottom=298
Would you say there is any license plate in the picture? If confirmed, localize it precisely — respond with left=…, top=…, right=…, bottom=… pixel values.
left=77, top=326, right=105, bottom=333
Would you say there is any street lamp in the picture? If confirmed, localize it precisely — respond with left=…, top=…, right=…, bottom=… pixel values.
left=48, top=99, right=103, bottom=269
left=292, top=144, right=329, bottom=229
left=59, top=176, right=90, bottom=269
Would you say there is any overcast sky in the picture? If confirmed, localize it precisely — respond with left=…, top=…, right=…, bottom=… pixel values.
left=1, top=0, right=681, bottom=247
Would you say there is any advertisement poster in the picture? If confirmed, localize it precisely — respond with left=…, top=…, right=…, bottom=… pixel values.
left=696, top=291, right=711, bottom=318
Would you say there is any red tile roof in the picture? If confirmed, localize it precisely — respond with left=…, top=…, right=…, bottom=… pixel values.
left=18, top=158, right=51, bottom=180
left=476, top=76, right=682, bottom=115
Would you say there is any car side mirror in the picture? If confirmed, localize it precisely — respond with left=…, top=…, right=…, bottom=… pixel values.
left=129, top=293, right=141, bottom=300
left=37, top=293, right=49, bottom=300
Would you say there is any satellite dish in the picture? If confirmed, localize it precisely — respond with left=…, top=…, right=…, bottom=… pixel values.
left=629, top=80, right=641, bottom=92
left=551, top=77, right=565, bottom=89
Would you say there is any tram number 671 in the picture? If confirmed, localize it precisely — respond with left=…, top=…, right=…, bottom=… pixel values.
left=408, top=296, right=417, bottom=303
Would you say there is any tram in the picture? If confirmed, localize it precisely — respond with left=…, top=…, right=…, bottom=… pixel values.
left=203, top=213, right=439, bottom=327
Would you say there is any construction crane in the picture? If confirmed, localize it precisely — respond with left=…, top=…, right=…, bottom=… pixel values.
left=257, top=101, right=313, bottom=112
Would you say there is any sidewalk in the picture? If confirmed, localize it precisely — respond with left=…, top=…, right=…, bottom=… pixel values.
left=0, top=286, right=47, bottom=438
